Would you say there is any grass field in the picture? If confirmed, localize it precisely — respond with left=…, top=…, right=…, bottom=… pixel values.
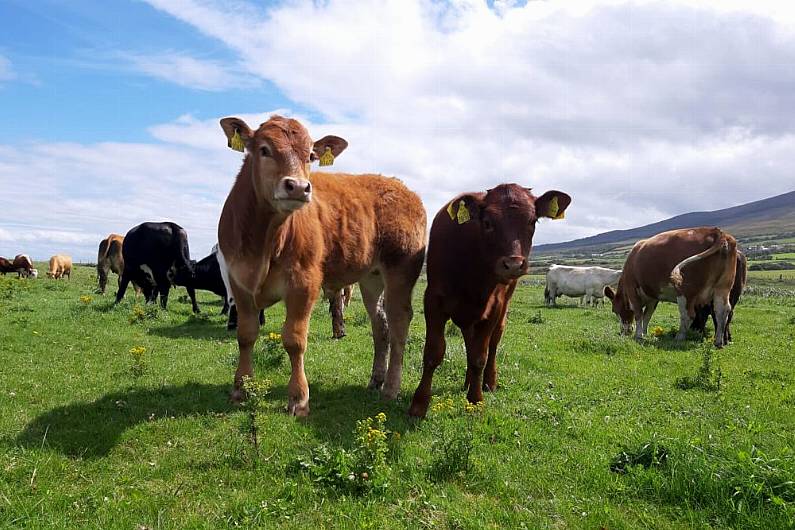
left=2, top=264, right=795, bottom=529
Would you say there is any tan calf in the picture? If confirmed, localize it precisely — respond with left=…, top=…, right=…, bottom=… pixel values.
left=217, top=115, right=426, bottom=416
left=47, top=255, right=72, bottom=280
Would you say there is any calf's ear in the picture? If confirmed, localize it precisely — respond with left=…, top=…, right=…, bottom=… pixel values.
left=220, top=118, right=254, bottom=152
left=446, top=194, right=483, bottom=225
left=604, top=286, right=615, bottom=300
left=312, top=135, right=348, bottom=165
left=535, top=191, right=571, bottom=220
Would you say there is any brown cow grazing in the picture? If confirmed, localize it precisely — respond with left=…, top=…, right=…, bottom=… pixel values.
left=217, top=115, right=426, bottom=416
left=408, top=184, right=571, bottom=418
left=13, top=255, right=37, bottom=278
left=329, top=284, right=355, bottom=339
left=0, top=256, right=14, bottom=275
left=604, top=227, right=737, bottom=348
left=47, top=255, right=72, bottom=279
left=691, top=251, right=747, bottom=343
left=97, top=234, right=125, bottom=294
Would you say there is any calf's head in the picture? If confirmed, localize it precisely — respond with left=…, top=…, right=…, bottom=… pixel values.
left=220, top=115, right=348, bottom=213
left=448, top=184, right=570, bottom=283
left=604, top=284, right=633, bottom=334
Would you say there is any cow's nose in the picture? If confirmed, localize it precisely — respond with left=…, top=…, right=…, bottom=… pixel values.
left=280, top=177, right=312, bottom=201
left=501, top=256, right=527, bottom=274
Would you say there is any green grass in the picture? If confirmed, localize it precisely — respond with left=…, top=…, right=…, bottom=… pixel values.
left=1, top=264, right=795, bottom=529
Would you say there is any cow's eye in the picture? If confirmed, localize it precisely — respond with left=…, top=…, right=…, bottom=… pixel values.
left=483, top=218, right=493, bottom=231
left=260, top=146, right=272, bottom=158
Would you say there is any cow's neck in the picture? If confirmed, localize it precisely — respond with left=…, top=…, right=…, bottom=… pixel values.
left=225, top=158, right=298, bottom=294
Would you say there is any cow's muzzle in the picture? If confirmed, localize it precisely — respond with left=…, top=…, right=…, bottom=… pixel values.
left=274, top=177, right=312, bottom=211
left=496, top=256, right=528, bottom=281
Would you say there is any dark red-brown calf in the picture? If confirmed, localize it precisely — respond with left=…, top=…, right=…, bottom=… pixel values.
left=0, top=256, right=14, bottom=275
left=408, top=184, right=571, bottom=418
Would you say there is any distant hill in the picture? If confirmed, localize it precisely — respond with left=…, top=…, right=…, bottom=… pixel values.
left=536, top=189, right=795, bottom=255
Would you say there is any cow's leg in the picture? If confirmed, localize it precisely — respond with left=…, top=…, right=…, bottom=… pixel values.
left=115, top=271, right=131, bottom=304
left=282, top=286, right=318, bottom=417
left=675, top=295, right=691, bottom=341
left=97, top=263, right=109, bottom=294
left=724, top=308, right=734, bottom=343
left=153, top=271, right=170, bottom=309
left=221, top=298, right=229, bottom=315
left=408, top=294, right=447, bottom=418
left=329, top=289, right=346, bottom=339
left=359, top=274, right=389, bottom=391
left=231, top=300, right=261, bottom=403
left=641, top=300, right=658, bottom=337
left=227, top=304, right=238, bottom=330
left=548, top=286, right=557, bottom=306
left=186, top=286, right=200, bottom=314
left=462, top=320, right=495, bottom=404
left=381, top=270, right=416, bottom=400
left=712, top=294, right=731, bottom=348
left=483, top=309, right=509, bottom=392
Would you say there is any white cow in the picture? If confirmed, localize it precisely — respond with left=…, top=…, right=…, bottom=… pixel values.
left=545, top=265, right=622, bottom=307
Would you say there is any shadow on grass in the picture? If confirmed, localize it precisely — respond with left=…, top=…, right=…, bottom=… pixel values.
left=264, top=383, right=421, bottom=445
left=15, top=383, right=233, bottom=458
left=148, top=316, right=233, bottom=341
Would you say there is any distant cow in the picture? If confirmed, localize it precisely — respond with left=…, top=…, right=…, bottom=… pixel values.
left=409, top=184, right=571, bottom=417
left=115, top=221, right=198, bottom=312
left=172, top=251, right=228, bottom=314
left=97, top=234, right=125, bottom=294
left=691, top=251, right=747, bottom=343
left=47, top=255, right=72, bottom=279
left=0, top=256, right=13, bottom=275
left=217, top=115, right=426, bottom=415
left=13, top=255, right=37, bottom=278
left=604, top=227, right=737, bottom=348
left=544, top=265, right=621, bottom=307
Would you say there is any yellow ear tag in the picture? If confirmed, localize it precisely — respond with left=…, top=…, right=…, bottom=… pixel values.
left=548, top=196, right=565, bottom=220
left=446, top=201, right=457, bottom=220
left=319, top=146, right=335, bottom=167
left=456, top=200, right=470, bottom=224
left=229, top=129, right=245, bottom=152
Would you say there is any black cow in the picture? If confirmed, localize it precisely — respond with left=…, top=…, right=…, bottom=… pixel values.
left=691, top=251, right=747, bottom=343
left=173, top=252, right=229, bottom=314
left=115, top=222, right=198, bottom=312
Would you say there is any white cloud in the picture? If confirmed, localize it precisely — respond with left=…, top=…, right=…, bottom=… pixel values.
left=5, top=0, right=795, bottom=260
left=122, top=51, right=256, bottom=91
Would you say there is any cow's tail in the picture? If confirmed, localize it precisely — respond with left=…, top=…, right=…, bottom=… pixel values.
left=670, top=229, right=731, bottom=289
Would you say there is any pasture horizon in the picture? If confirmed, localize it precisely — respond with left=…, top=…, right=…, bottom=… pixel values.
left=3, top=1, right=795, bottom=262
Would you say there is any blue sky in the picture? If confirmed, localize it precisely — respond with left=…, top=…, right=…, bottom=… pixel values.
left=0, top=0, right=295, bottom=145
left=2, top=0, right=795, bottom=262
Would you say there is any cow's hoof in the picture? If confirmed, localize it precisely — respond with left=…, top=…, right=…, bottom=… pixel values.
left=287, top=399, right=310, bottom=417
left=381, top=384, right=399, bottom=401
left=408, top=396, right=429, bottom=418
left=229, top=389, right=246, bottom=404
left=367, top=377, right=384, bottom=391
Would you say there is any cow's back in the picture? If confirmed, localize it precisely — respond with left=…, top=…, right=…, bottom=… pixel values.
left=624, top=228, right=731, bottom=300
left=299, top=173, right=426, bottom=284
left=123, top=222, right=186, bottom=270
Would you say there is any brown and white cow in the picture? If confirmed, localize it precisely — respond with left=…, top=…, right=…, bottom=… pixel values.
left=13, top=254, right=37, bottom=278
left=217, top=115, right=426, bottom=416
left=97, top=234, right=125, bottom=294
left=408, top=184, right=571, bottom=417
left=604, top=227, right=737, bottom=348
left=47, top=255, right=72, bottom=279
